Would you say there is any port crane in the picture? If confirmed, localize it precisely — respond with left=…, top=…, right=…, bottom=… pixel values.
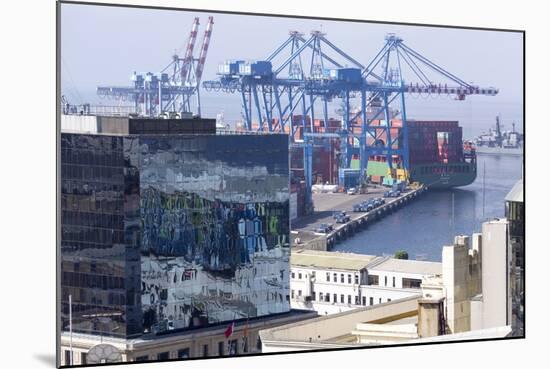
left=203, top=31, right=498, bottom=212
left=97, top=16, right=214, bottom=116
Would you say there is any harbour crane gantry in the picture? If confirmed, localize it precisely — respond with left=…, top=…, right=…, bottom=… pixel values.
left=203, top=31, right=498, bottom=213
left=96, top=16, right=214, bottom=117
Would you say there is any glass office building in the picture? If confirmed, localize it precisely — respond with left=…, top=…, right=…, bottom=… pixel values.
left=60, top=125, right=290, bottom=338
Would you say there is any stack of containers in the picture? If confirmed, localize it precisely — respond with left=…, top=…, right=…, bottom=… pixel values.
left=408, top=121, right=464, bottom=165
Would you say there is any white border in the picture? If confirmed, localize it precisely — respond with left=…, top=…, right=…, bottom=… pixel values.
left=1, top=0, right=545, bottom=368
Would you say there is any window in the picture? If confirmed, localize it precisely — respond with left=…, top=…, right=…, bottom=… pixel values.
left=64, top=350, right=71, bottom=366
left=202, top=344, right=209, bottom=357
left=291, top=289, right=295, bottom=299
left=157, top=352, right=169, bottom=361
left=256, top=336, right=262, bottom=350
left=355, top=296, right=360, bottom=305
left=340, top=294, right=345, bottom=303
left=178, top=348, right=190, bottom=359
left=348, top=274, right=352, bottom=284
left=368, top=275, right=379, bottom=285
left=298, top=273, right=302, bottom=279
left=298, top=290, right=302, bottom=296
left=311, top=291, right=316, bottom=301
left=325, top=294, right=330, bottom=302
left=384, top=276, right=387, bottom=286
left=319, top=292, right=324, bottom=301
left=326, top=272, right=330, bottom=282
left=333, top=273, right=337, bottom=282
left=348, top=295, right=352, bottom=304
left=369, top=297, right=374, bottom=305
left=340, top=273, right=344, bottom=283
left=388, top=298, right=392, bottom=302
left=379, top=298, right=382, bottom=304
left=135, top=356, right=149, bottom=362
left=291, top=272, right=295, bottom=279
left=333, top=294, right=337, bottom=303
left=81, top=352, right=87, bottom=365
left=228, top=340, right=238, bottom=355
left=403, top=278, right=422, bottom=289
left=354, top=274, right=359, bottom=284
left=218, top=342, right=224, bottom=356
left=392, top=276, right=396, bottom=287
left=362, top=296, right=366, bottom=306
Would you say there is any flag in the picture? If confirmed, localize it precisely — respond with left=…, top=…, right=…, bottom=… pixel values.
left=224, top=321, right=234, bottom=338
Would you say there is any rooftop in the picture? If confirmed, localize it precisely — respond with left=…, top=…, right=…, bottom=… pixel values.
left=291, top=249, right=378, bottom=271
left=368, top=257, right=442, bottom=275
left=505, top=179, right=523, bottom=203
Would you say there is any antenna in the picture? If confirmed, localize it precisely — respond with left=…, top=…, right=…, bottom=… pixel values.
left=87, top=344, right=123, bottom=364
left=482, top=161, right=486, bottom=219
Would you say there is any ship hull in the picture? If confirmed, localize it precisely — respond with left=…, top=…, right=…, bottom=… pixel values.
left=409, top=163, right=477, bottom=189
left=475, top=146, right=523, bottom=156
left=367, top=161, right=477, bottom=189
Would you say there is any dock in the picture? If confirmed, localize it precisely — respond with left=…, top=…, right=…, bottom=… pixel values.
left=291, top=185, right=427, bottom=251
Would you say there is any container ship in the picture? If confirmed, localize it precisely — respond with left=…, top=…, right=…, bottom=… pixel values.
left=285, top=118, right=477, bottom=192
left=363, top=120, right=477, bottom=189
left=238, top=116, right=476, bottom=217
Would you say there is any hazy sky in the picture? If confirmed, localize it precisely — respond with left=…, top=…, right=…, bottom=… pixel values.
left=60, top=3, right=523, bottom=135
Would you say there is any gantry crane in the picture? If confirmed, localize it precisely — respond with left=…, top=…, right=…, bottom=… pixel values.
left=203, top=31, right=498, bottom=212
left=97, top=16, right=214, bottom=116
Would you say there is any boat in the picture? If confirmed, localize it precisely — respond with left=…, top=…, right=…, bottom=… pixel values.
left=288, top=117, right=478, bottom=190
left=365, top=120, right=477, bottom=189
left=472, top=116, right=523, bottom=156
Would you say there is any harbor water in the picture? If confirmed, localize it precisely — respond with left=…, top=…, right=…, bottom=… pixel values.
left=332, top=154, right=523, bottom=261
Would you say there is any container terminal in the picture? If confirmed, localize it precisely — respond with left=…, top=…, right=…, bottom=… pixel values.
left=63, top=16, right=500, bottom=251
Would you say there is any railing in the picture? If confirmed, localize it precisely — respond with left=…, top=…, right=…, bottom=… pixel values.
left=62, top=104, right=137, bottom=117
left=216, top=128, right=287, bottom=136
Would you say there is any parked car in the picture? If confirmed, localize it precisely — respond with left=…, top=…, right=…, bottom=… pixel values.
left=384, top=190, right=401, bottom=198
left=373, top=198, right=385, bottom=207
left=347, top=187, right=358, bottom=195
left=314, top=223, right=333, bottom=233
left=333, top=210, right=347, bottom=219
left=335, top=213, right=351, bottom=223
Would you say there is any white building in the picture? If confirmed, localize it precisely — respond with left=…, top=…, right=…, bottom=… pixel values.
left=289, top=250, right=441, bottom=315
left=262, top=219, right=515, bottom=353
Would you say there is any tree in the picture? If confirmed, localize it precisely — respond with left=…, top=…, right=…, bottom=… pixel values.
left=394, top=250, right=409, bottom=260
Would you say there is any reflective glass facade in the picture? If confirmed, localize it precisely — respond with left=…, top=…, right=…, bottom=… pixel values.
left=139, top=135, right=290, bottom=333
left=61, top=132, right=290, bottom=337
left=61, top=134, right=142, bottom=338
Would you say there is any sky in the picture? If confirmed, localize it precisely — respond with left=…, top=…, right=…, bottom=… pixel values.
left=60, top=3, right=524, bottom=137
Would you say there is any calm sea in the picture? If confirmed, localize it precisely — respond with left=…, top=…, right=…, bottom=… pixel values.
left=332, top=154, right=523, bottom=261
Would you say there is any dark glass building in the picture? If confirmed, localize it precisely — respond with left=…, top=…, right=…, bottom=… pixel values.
left=504, top=180, right=524, bottom=336
left=60, top=118, right=290, bottom=338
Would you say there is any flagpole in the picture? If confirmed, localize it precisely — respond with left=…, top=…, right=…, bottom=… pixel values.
left=69, top=294, right=73, bottom=366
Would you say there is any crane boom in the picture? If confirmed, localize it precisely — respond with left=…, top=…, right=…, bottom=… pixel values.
left=195, top=16, right=214, bottom=83
left=180, top=17, right=200, bottom=82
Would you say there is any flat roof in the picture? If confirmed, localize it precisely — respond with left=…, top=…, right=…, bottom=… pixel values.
left=369, top=258, right=441, bottom=276
left=291, top=250, right=379, bottom=271
left=505, top=180, right=523, bottom=203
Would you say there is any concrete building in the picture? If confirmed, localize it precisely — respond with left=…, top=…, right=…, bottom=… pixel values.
left=480, top=218, right=513, bottom=329
left=58, top=115, right=302, bottom=365
left=60, top=310, right=316, bottom=365
left=261, top=217, right=517, bottom=353
left=289, top=249, right=441, bottom=315
left=260, top=294, right=511, bottom=353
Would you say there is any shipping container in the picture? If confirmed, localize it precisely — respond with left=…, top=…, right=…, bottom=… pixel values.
left=239, top=60, right=273, bottom=76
